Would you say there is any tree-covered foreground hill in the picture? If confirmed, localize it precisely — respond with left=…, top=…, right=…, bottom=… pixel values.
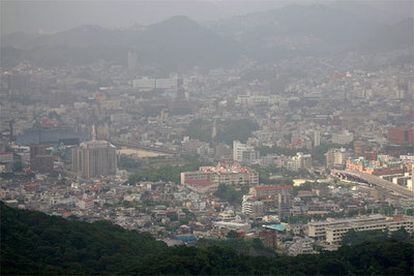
left=1, top=202, right=413, bottom=275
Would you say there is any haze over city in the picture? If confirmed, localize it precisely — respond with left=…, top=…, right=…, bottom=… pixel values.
left=2, top=0, right=413, bottom=34
left=1, top=0, right=414, bottom=275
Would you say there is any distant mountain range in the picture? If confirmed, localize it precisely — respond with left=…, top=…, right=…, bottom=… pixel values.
left=1, top=4, right=413, bottom=69
left=211, top=4, right=412, bottom=56
left=1, top=16, right=237, bottom=69
left=359, top=17, right=414, bottom=53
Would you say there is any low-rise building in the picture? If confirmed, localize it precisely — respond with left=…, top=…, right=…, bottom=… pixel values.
left=180, top=161, right=259, bottom=191
left=308, top=214, right=386, bottom=239
left=307, top=215, right=414, bottom=244
left=325, top=148, right=350, bottom=169
left=251, top=185, right=292, bottom=199
left=233, top=140, right=258, bottom=164
left=325, top=215, right=414, bottom=244
left=242, top=195, right=264, bottom=218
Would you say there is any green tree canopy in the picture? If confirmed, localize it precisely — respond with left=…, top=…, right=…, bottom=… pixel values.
left=214, top=184, right=244, bottom=206
left=1, top=202, right=413, bottom=275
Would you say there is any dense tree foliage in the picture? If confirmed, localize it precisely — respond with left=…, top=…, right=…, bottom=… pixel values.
left=312, top=143, right=347, bottom=163
left=186, top=118, right=258, bottom=145
left=213, top=183, right=247, bottom=206
left=218, top=119, right=258, bottom=145
left=118, top=155, right=141, bottom=170
left=342, top=228, right=412, bottom=247
left=128, top=161, right=203, bottom=184
left=1, top=203, right=413, bottom=275
left=0, top=202, right=167, bottom=274
left=259, top=146, right=307, bottom=156
left=197, top=237, right=275, bottom=257
left=252, top=165, right=305, bottom=184
left=186, top=118, right=212, bottom=142
left=128, top=165, right=183, bottom=183
left=342, top=229, right=388, bottom=246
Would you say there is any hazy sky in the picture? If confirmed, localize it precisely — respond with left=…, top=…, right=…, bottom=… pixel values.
left=1, top=0, right=413, bottom=35
left=1, top=0, right=290, bottom=34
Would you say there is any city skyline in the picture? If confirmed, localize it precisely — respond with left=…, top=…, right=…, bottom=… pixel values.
left=1, top=0, right=413, bottom=274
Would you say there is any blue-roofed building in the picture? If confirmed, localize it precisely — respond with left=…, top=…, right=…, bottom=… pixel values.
left=262, top=223, right=286, bottom=232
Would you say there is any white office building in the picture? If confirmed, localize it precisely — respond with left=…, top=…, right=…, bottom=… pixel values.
left=233, top=140, right=258, bottom=164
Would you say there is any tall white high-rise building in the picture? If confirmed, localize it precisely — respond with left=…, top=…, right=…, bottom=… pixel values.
left=233, top=140, right=257, bottom=164
left=313, top=130, right=321, bottom=147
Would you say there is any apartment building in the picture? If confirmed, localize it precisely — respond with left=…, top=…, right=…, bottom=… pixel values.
left=307, top=214, right=414, bottom=244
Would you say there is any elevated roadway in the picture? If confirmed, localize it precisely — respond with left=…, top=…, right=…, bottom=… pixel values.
left=332, top=170, right=414, bottom=199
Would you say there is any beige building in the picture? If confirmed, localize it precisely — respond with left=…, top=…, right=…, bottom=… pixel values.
left=233, top=140, right=257, bottom=164
left=332, top=130, right=354, bottom=145
left=181, top=161, right=258, bottom=189
left=325, top=148, right=350, bottom=169
left=307, top=215, right=414, bottom=244
left=242, top=195, right=264, bottom=218
left=308, top=215, right=388, bottom=238
left=287, top=152, right=312, bottom=171
left=72, top=140, right=117, bottom=179
left=325, top=216, right=414, bottom=244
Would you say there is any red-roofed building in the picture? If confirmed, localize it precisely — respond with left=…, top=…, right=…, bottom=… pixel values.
left=180, top=161, right=258, bottom=191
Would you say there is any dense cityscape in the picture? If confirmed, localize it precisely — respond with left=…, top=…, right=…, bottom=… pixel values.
left=1, top=1, right=413, bottom=274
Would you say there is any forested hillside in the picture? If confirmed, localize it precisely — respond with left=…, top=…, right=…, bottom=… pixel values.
left=1, top=202, right=413, bottom=275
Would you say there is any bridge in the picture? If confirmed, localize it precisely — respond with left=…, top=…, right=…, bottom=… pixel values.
left=332, top=169, right=414, bottom=199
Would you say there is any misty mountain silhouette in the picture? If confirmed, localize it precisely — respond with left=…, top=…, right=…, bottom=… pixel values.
left=1, top=5, right=412, bottom=69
